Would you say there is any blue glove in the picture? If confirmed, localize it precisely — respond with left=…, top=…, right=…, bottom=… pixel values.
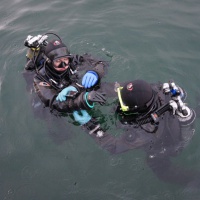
left=73, top=110, right=91, bottom=125
left=82, top=71, right=98, bottom=88
left=56, top=86, right=78, bottom=102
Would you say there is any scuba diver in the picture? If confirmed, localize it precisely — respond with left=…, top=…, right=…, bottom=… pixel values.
left=71, top=79, right=200, bottom=187
left=23, top=32, right=107, bottom=144
left=23, top=32, right=107, bottom=113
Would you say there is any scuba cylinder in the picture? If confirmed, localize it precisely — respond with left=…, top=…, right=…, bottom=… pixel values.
left=26, top=48, right=40, bottom=60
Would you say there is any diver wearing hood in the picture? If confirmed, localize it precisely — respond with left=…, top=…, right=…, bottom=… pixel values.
left=77, top=79, right=196, bottom=153
left=24, top=33, right=108, bottom=113
left=72, top=79, right=199, bottom=187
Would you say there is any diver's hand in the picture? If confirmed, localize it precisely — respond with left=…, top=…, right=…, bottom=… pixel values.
left=82, top=71, right=98, bottom=88
left=73, top=110, right=92, bottom=125
left=56, top=86, right=78, bottom=102
left=86, top=91, right=106, bottom=105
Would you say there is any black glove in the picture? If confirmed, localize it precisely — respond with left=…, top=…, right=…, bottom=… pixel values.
left=65, top=90, right=106, bottom=111
left=87, top=91, right=106, bottom=105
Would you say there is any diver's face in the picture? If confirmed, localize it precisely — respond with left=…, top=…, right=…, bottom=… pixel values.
left=53, top=57, right=69, bottom=72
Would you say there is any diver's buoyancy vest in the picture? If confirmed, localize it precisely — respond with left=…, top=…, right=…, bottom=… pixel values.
left=35, top=63, right=75, bottom=90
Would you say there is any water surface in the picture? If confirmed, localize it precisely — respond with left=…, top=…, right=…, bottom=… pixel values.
left=0, top=0, right=200, bottom=199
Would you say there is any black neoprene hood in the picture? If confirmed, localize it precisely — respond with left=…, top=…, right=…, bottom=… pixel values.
left=45, top=39, right=70, bottom=61
left=121, top=80, right=154, bottom=112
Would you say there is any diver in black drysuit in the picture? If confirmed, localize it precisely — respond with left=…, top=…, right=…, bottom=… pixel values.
left=23, top=33, right=107, bottom=143
left=76, top=79, right=200, bottom=188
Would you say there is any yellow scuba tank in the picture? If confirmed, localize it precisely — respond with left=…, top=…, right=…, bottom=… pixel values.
left=26, top=47, right=40, bottom=60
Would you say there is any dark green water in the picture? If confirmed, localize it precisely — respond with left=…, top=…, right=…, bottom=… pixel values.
left=0, top=0, right=200, bottom=199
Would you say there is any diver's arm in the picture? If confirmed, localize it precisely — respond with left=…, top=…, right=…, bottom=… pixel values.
left=81, top=118, right=119, bottom=154
left=81, top=118, right=149, bottom=154
left=33, top=78, right=82, bottom=112
left=33, top=76, right=106, bottom=113
left=83, top=62, right=107, bottom=86
left=52, top=89, right=106, bottom=113
left=51, top=92, right=93, bottom=113
left=90, top=62, right=106, bottom=79
left=80, top=54, right=108, bottom=79
left=33, top=78, right=82, bottom=111
left=74, top=54, right=109, bottom=89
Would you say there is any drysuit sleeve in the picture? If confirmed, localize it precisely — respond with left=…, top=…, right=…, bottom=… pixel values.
left=81, top=118, right=155, bottom=154
left=78, top=54, right=108, bottom=79
left=74, top=62, right=106, bottom=89
left=73, top=54, right=109, bottom=89
left=33, top=76, right=106, bottom=113
left=89, top=62, right=106, bottom=79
